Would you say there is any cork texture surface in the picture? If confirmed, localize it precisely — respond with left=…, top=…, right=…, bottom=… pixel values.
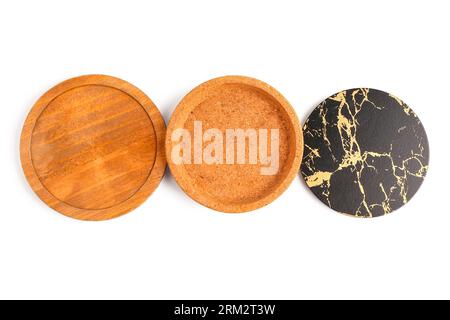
left=166, top=76, right=303, bottom=213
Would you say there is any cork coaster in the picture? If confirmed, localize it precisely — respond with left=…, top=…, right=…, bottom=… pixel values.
left=301, top=88, right=429, bottom=218
left=20, top=75, right=166, bottom=221
left=166, top=76, right=303, bottom=213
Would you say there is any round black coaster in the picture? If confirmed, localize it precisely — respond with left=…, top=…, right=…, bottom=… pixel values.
left=301, top=88, right=429, bottom=217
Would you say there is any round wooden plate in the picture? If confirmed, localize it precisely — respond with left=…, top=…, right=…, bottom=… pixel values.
left=21, top=75, right=166, bottom=221
left=166, top=76, right=303, bottom=213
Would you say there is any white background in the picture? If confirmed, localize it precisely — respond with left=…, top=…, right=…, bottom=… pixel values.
left=0, top=0, right=449, bottom=300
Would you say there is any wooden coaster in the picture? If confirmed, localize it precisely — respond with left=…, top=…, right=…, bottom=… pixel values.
left=166, top=76, right=303, bottom=213
left=301, top=88, right=429, bottom=217
left=20, top=75, right=166, bottom=221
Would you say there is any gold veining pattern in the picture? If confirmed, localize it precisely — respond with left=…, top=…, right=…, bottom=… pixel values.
left=302, top=89, right=429, bottom=217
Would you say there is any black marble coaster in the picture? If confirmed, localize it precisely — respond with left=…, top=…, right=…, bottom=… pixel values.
left=301, top=88, right=429, bottom=217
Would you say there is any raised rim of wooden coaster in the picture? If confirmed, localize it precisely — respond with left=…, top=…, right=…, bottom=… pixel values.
left=20, top=75, right=166, bottom=221
left=166, top=75, right=303, bottom=213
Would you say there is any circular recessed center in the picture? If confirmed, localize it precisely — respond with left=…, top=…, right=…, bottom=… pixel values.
left=181, top=83, right=295, bottom=206
left=30, top=85, right=156, bottom=210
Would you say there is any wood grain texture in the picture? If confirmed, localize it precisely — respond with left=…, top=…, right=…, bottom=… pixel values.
left=20, top=75, right=166, bottom=221
left=166, top=76, right=303, bottom=213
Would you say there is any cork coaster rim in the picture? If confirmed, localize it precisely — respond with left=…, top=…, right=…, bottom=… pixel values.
left=20, top=74, right=167, bottom=221
left=166, top=75, right=303, bottom=213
